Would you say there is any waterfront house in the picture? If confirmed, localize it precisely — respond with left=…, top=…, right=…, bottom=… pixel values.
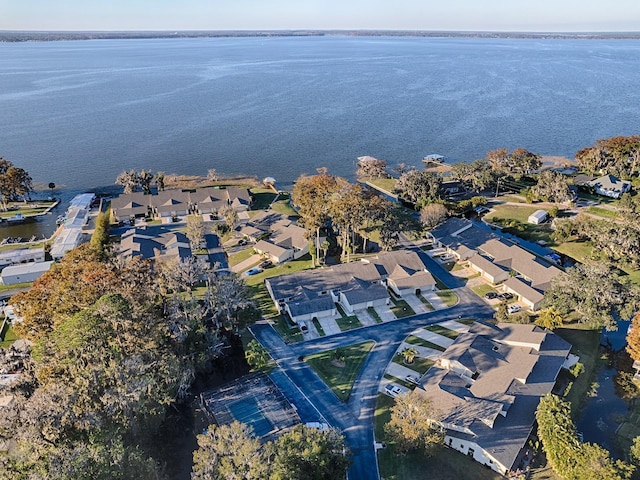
left=587, top=174, right=631, bottom=199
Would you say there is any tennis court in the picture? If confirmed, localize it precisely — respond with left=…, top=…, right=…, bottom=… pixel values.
left=228, top=396, right=274, bottom=437
left=201, top=372, right=300, bottom=441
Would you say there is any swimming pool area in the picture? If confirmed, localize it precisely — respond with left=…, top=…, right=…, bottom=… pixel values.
left=228, top=396, right=274, bottom=437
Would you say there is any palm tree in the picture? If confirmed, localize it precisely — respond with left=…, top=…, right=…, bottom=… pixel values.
left=400, top=347, right=419, bottom=365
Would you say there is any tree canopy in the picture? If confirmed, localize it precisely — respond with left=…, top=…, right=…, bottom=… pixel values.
left=191, top=423, right=350, bottom=480
left=536, top=394, right=634, bottom=480
left=393, top=170, right=441, bottom=208
left=543, top=261, right=639, bottom=331
left=384, top=391, right=443, bottom=453
left=0, top=157, right=33, bottom=209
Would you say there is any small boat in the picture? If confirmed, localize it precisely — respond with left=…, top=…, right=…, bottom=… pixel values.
left=6, top=213, right=25, bottom=224
left=56, top=215, right=66, bottom=225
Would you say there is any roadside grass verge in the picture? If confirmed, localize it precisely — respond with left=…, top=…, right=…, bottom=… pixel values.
left=404, top=335, right=446, bottom=351
left=312, top=318, right=326, bottom=336
left=305, top=341, right=375, bottom=402
left=271, top=314, right=303, bottom=343
left=392, top=356, right=434, bottom=375
left=336, top=315, right=362, bottom=332
left=435, top=289, right=458, bottom=307
left=390, top=298, right=415, bottom=318
left=424, top=324, right=459, bottom=340
left=417, top=294, right=435, bottom=311
left=457, top=318, right=476, bottom=326
left=368, top=307, right=383, bottom=323
left=374, top=394, right=503, bottom=480
left=0, top=282, right=32, bottom=293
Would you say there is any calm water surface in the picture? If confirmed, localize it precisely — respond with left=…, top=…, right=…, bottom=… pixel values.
left=2, top=36, right=640, bottom=191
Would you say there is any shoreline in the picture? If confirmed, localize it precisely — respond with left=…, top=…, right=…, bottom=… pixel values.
left=2, top=30, right=640, bottom=43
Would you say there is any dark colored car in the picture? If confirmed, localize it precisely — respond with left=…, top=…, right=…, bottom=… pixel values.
left=484, top=292, right=498, bottom=300
left=498, top=292, right=514, bottom=300
left=259, top=260, right=273, bottom=269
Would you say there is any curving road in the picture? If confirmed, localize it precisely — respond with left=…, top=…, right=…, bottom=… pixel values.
left=251, top=276, right=495, bottom=480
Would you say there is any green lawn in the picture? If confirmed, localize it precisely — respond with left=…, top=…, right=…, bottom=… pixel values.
left=0, top=324, right=19, bottom=349
left=457, top=318, right=476, bottom=326
left=368, top=306, right=384, bottom=323
left=435, top=289, right=458, bottom=307
left=552, top=240, right=594, bottom=263
left=336, top=315, right=362, bottom=332
left=243, top=254, right=314, bottom=287
left=305, top=341, right=375, bottom=402
left=271, top=314, right=303, bottom=343
left=249, top=189, right=278, bottom=210
left=585, top=206, right=619, bottom=219
left=227, top=247, right=256, bottom=267
left=365, top=177, right=397, bottom=193
left=424, top=324, right=459, bottom=340
left=0, top=282, right=32, bottom=293
left=405, top=335, right=446, bottom=351
left=374, top=394, right=503, bottom=480
left=0, top=242, right=45, bottom=252
left=471, top=283, right=497, bottom=298
left=485, top=204, right=541, bottom=224
left=390, top=298, right=416, bottom=318
left=312, top=318, right=326, bottom=336
left=392, top=355, right=434, bottom=375
left=417, top=294, right=435, bottom=311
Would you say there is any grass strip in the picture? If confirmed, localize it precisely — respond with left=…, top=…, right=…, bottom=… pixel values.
left=405, top=335, right=446, bottom=351
left=424, top=324, right=459, bottom=340
left=305, top=341, right=375, bottom=402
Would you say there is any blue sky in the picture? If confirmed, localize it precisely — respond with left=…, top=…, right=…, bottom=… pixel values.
left=2, top=0, right=639, bottom=32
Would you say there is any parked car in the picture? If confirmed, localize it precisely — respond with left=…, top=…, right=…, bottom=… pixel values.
left=498, top=292, right=514, bottom=300
left=384, top=383, right=403, bottom=398
left=405, top=374, right=420, bottom=384
left=259, top=260, right=273, bottom=269
left=507, top=304, right=522, bottom=314
left=245, top=267, right=262, bottom=276
left=484, top=292, right=499, bottom=300
left=439, top=253, right=455, bottom=262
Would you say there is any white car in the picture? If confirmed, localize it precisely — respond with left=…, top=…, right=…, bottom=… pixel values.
left=384, top=383, right=403, bottom=398
left=405, top=374, right=420, bottom=384
left=507, top=304, right=522, bottom=314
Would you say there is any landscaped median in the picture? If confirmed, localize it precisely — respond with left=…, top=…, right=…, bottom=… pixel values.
left=304, top=341, right=375, bottom=402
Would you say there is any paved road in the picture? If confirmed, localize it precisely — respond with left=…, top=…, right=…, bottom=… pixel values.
left=252, top=285, right=494, bottom=480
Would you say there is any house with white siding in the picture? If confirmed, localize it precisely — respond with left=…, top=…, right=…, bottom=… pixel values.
left=417, top=322, right=571, bottom=476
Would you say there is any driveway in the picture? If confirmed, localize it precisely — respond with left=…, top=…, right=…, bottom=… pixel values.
left=251, top=289, right=495, bottom=480
left=230, top=254, right=261, bottom=273
left=411, top=328, right=455, bottom=349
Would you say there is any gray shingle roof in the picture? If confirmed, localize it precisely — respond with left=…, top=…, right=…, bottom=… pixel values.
left=417, top=322, right=571, bottom=472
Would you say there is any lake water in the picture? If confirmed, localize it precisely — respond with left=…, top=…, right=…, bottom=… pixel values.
left=2, top=35, right=640, bottom=193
